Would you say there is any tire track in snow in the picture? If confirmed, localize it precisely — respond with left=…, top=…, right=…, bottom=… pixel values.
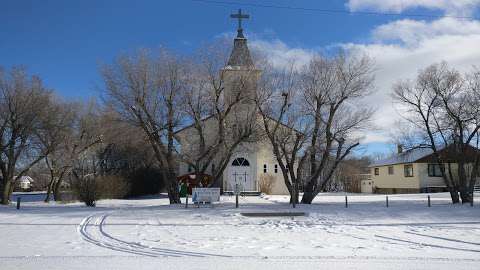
left=78, top=214, right=160, bottom=257
left=375, top=234, right=480, bottom=253
left=405, top=231, right=480, bottom=246
left=80, top=212, right=480, bottom=259
left=79, top=213, right=230, bottom=258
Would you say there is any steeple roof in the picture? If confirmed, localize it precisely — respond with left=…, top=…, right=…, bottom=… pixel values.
left=227, top=9, right=254, bottom=68
left=227, top=35, right=254, bottom=68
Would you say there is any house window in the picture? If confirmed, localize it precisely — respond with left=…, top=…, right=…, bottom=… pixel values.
left=404, top=164, right=414, bottom=177
left=428, top=164, right=443, bottom=177
left=388, top=166, right=394, bottom=175
left=374, top=168, right=379, bottom=176
left=263, top=164, right=267, bottom=173
left=188, top=165, right=193, bottom=172
left=274, top=164, right=278, bottom=173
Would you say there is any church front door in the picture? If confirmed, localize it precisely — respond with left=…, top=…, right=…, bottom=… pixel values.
left=227, top=157, right=256, bottom=192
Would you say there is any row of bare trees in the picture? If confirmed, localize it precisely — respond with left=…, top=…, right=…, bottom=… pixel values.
left=0, top=66, right=165, bottom=206
left=100, top=42, right=376, bottom=205
left=1, top=41, right=376, bottom=206
left=393, top=62, right=480, bottom=204
left=4, top=49, right=477, bottom=207
left=0, top=67, right=103, bottom=204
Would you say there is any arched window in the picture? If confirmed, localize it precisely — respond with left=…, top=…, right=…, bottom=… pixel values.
left=232, top=157, right=250, bottom=166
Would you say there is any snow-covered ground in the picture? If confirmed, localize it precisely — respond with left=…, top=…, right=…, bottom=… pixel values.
left=1, top=192, right=480, bottom=269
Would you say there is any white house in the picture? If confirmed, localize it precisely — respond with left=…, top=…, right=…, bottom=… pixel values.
left=369, top=145, right=480, bottom=194
left=17, top=176, right=34, bottom=190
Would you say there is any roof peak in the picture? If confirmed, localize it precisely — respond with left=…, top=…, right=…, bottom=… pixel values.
left=227, top=37, right=254, bottom=68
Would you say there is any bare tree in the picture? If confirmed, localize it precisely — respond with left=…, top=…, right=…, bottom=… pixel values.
left=39, top=98, right=76, bottom=202
left=43, top=101, right=102, bottom=202
left=393, top=62, right=480, bottom=204
left=256, top=61, right=308, bottom=206
left=257, top=52, right=375, bottom=204
left=101, top=49, right=186, bottom=204
left=300, top=53, right=374, bottom=203
left=0, top=67, right=54, bottom=204
left=71, top=145, right=103, bottom=207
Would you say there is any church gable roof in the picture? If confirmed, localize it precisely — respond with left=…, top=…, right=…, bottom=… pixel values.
left=175, top=113, right=303, bottom=138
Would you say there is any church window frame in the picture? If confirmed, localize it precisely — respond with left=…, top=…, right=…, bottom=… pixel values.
left=263, top=164, right=267, bottom=173
left=232, top=157, right=250, bottom=166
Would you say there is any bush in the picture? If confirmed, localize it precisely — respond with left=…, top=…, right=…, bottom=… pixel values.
left=73, top=176, right=97, bottom=207
left=96, top=175, right=130, bottom=200
left=259, top=174, right=275, bottom=194
left=125, top=168, right=165, bottom=197
left=73, top=175, right=130, bottom=206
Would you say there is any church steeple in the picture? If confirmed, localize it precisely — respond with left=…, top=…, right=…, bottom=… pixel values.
left=227, top=9, right=254, bottom=68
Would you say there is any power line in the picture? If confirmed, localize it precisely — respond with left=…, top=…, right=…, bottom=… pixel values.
left=190, top=0, right=476, bottom=20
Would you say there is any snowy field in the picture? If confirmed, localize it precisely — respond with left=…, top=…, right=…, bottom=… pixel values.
left=1, top=192, right=480, bottom=270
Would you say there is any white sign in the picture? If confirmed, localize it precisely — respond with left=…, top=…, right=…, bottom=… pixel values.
left=192, top=188, right=220, bottom=203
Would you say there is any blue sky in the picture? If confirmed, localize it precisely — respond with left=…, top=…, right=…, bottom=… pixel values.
left=2, top=0, right=480, bottom=156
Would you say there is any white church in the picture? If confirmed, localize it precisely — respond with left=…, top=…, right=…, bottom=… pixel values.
left=176, top=10, right=293, bottom=195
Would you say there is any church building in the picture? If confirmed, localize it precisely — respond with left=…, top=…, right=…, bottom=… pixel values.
left=176, top=10, right=292, bottom=195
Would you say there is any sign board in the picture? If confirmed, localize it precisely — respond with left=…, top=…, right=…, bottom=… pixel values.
left=192, top=188, right=220, bottom=203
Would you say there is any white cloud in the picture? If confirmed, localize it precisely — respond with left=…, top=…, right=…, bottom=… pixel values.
left=360, top=132, right=391, bottom=144
left=372, top=18, right=480, bottom=46
left=246, top=13, right=480, bottom=145
left=345, top=19, right=480, bottom=143
left=347, top=0, right=480, bottom=16
left=249, top=39, right=315, bottom=69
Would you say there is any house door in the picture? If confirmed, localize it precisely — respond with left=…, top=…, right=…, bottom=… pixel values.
left=228, top=157, right=255, bottom=191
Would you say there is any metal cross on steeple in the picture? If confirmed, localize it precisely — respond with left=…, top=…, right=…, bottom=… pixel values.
left=230, top=9, right=249, bottom=38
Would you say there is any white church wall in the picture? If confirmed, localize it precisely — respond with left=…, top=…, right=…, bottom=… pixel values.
left=255, top=140, right=290, bottom=195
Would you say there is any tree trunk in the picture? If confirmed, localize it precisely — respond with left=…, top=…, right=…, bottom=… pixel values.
left=300, top=178, right=317, bottom=204
left=53, top=178, right=63, bottom=201
left=1, top=180, right=12, bottom=205
left=166, top=170, right=180, bottom=204
left=44, top=177, right=55, bottom=202
left=167, top=181, right=180, bottom=204
left=289, top=189, right=299, bottom=204
left=459, top=190, right=472, bottom=204
left=456, top=161, right=471, bottom=204
left=301, top=191, right=316, bottom=204
left=449, top=187, right=460, bottom=204
left=210, top=174, right=223, bottom=189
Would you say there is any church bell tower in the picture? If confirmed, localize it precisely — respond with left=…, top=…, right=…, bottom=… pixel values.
left=223, top=9, right=261, bottom=117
